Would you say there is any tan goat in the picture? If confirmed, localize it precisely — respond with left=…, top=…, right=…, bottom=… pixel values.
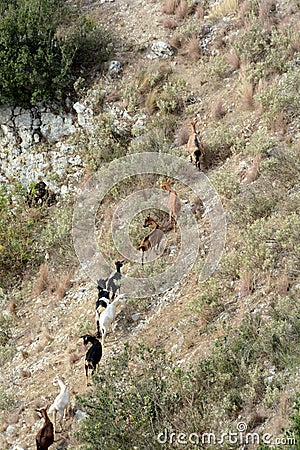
left=160, top=178, right=181, bottom=231
left=138, top=216, right=164, bottom=265
left=187, top=120, right=204, bottom=170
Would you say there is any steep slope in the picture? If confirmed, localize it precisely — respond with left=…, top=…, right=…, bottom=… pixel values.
left=1, top=0, right=300, bottom=449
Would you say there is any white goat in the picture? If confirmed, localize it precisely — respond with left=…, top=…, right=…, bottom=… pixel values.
left=99, top=293, right=127, bottom=347
left=48, top=376, right=70, bottom=435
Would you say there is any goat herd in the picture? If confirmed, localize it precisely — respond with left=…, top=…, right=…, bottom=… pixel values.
left=35, top=121, right=204, bottom=449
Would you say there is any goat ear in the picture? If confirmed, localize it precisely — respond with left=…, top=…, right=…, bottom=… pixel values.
left=166, top=177, right=170, bottom=183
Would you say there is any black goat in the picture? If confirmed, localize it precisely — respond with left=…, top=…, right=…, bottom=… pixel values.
left=81, top=334, right=102, bottom=385
left=26, top=181, right=57, bottom=207
left=36, top=405, right=54, bottom=450
left=107, top=260, right=125, bottom=299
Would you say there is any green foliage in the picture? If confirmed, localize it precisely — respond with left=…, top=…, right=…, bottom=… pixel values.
left=122, top=64, right=187, bottom=116
left=231, top=186, right=279, bottom=226
left=0, top=185, right=44, bottom=290
left=0, top=386, right=17, bottom=412
left=40, top=205, right=77, bottom=270
left=75, top=344, right=177, bottom=450
left=75, top=300, right=300, bottom=448
left=205, top=122, right=246, bottom=163
left=0, top=0, right=71, bottom=105
left=0, top=0, right=111, bottom=106
left=212, top=170, right=241, bottom=199
left=255, top=69, right=300, bottom=127
left=79, top=113, right=130, bottom=170
left=205, top=54, right=231, bottom=80
left=234, top=21, right=299, bottom=81
left=243, top=129, right=274, bottom=157
left=233, top=213, right=300, bottom=278
left=65, top=15, right=112, bottom=77
left=189, top=279, right=221, bottom=312
left=0, top=313, right=12, bottom=346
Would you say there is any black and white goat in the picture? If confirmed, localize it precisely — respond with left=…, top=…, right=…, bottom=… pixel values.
left=96, top=280, right=111, bottom=337
left=81, top=334, right=102, bottom=385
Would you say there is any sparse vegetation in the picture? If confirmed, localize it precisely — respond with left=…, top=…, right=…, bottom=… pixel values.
left=1, top=0, right=300, bottom=447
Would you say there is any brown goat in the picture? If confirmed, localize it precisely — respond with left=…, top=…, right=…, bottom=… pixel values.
left=138, top=216, right=164, bottom=265
left=187, top=120, right=204, bottom=170
left=36, top=405, right=54, bottom=450
left=160, top=178, right=181, bottom=231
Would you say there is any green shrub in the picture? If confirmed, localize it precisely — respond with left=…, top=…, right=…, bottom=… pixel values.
left=0, top=386, right=17, bottom=412
left=243, top=129, right=274, bottom=157
left=234, top=21, right=298, bottom=81
left=0, top=184, right=44, bottom=290
left=189, top=279, right=221, bottom=312
left=0, top=313, right=12, bottom=347
left=0, top=0, right=111, bottom=106
left=231, top=186, right=279, bottom=226
left=65, top=15, right=112, bottom=77
left=74, top=302, right=300, bottom=448
left=212, top=170, right=241, bottom=199
left=255, top=69, right=300, bottom=127
left=41, top=205, right=77, bottom=270
left=80, top=113, right=130, bottom=170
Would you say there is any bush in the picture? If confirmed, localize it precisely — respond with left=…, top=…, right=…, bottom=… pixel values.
left=234, top=21, right=299, bottom=81
left=0, top=184, right=44, bottom=290
left=74, top=300, right=300, bottom=448
left=255, top=69, right=300, bottom=127
left=0, top=0, right=111, bottom=106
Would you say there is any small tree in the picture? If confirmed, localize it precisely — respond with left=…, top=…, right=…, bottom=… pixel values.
left=0, top=0, right=111, bottom=106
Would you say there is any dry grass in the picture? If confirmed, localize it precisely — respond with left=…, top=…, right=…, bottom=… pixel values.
left=161, top=0, right=180, bottom=15
left=32, top=263, right=72, bottom=300
left=68, top=351, right=83, bottom=367
left=239, top=0, right=250, bottom=23
left=277, top=274, right=291, bottom=296
left=211, top=97, right=226, bottom=120
left=175, top=123, right=190, bottom=146
left=175, top=0, right=188, bottom=19
left=185, top=34, right=201, bottom=60
left=32, top=263, right=50, bottom=297
left=54, top=272, right=73, bottom=300
left=195, top=4, right=204, bottom=20
left=226, top=49, right=240, bottom=70
left=270, top=112, right=287, bottom=135
left=145, top=89, right=159, bottom=115
left=161, top=17, right=178, bottom=29
left=208, top=0, right=239, bottom=20
left=239, top=79, right=255, bottom=110
left=168, top=33, right=184, bottom=50
left=259, top=0, right=277, bottom=28
left=236, top=272, right=254, bottom=297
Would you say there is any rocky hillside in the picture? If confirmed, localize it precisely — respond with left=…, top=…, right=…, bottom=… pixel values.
left=0, top=0, right=300, bottom=449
